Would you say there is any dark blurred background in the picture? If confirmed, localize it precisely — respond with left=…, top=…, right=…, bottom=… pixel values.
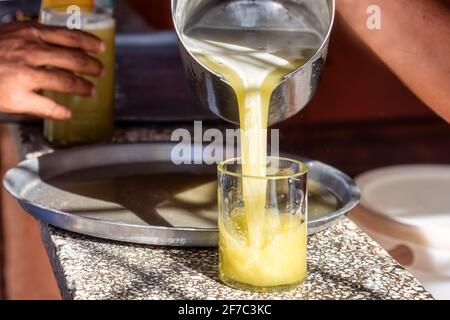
left=127, top=1, right=450, bottom=176
left=2, top=0, right=449, bottom=176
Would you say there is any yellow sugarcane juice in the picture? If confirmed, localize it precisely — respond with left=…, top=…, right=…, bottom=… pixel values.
left=42, top=6, right=115, bottom=145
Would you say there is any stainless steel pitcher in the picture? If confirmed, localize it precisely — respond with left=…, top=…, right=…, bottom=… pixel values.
left=172, top=0, right=335, bottom=126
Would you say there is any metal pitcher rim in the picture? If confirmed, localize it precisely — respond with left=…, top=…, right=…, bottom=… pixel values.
left=171, top=0, right=336, bottom=89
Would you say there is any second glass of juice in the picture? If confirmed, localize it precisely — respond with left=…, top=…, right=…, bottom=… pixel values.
left=218, top=157, right=308, bottom=292
left=41, top=6, right=115, bottom=146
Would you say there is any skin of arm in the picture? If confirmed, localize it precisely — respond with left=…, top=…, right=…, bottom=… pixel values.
left=336, top=0, right=450, bottom=122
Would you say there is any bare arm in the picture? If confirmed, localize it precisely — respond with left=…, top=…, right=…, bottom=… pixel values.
left=336, top=0, right=450, bottom=122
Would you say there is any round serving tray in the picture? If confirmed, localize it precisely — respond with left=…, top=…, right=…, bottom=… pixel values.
left=3, top=143, right=360, bottom=247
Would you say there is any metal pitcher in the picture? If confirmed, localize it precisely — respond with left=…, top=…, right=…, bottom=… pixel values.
left=172, top=0, right=335, bottom=126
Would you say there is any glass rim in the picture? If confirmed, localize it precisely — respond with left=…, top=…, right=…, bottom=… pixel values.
left=218, top=156, right=308, bottom=181
left=41, top=5, right=113, bottom=19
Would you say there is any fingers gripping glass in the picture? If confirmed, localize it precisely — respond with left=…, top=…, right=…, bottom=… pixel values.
left=41, top=5, right=116, bottom=146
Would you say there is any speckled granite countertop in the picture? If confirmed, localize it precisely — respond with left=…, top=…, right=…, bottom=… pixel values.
left=8, top=124, right=434, bottom=300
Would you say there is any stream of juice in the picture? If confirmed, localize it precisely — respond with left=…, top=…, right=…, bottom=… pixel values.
left=183, top=16, right=321, bottom=288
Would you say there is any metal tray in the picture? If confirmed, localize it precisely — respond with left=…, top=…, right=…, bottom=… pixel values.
left=3, top=143, right=360, bottom=246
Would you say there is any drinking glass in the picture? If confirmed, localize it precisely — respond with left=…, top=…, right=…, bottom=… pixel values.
left=41, top=5, right=115, bottom=146
left=218, top=157, right=308, bottom=292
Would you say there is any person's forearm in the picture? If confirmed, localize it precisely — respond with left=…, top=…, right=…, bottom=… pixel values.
left=336, top=0, right=450, bottom=122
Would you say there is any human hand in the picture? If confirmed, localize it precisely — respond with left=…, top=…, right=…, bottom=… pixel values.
left=0, top=21, right=105, bottom=120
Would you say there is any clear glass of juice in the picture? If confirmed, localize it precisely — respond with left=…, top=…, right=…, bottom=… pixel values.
left=41, top=5, right=115, bottom=146
left=218, top=157, right=308, bottom=292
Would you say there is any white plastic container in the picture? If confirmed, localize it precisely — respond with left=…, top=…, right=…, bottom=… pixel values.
left=351, top=165, right=450, bottom=300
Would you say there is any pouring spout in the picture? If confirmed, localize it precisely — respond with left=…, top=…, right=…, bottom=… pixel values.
left=172, top=0, right=335, bottom=126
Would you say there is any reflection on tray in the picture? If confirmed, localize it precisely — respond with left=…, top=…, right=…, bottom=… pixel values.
left=43, top=163, right=341, bottom=229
